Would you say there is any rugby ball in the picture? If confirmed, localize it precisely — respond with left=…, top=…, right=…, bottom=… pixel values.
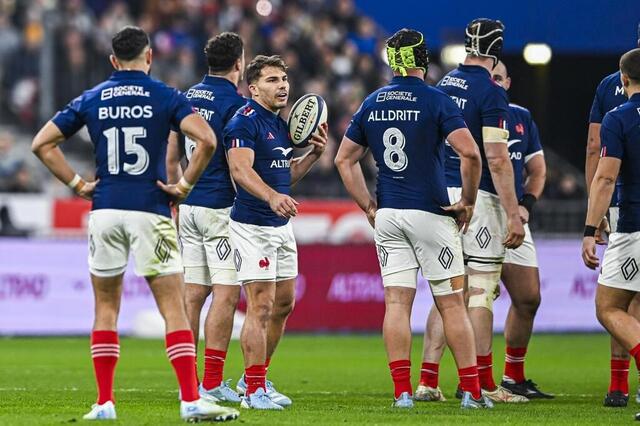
left=287, top=94, right=328, bottom=147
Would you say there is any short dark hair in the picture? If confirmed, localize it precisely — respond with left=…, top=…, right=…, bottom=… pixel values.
left=621, top=48, right=640, bottom=83
left=112, top=26, right=150, bottom=61
left=246, top=55, right=287, bottom=84
left=205, top=32, right=243, bottom=73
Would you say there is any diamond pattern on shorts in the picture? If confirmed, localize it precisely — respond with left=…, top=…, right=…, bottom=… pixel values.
left=154, top=237, right=171, bottom=263
left=438, top=247, right=454, bottom=270
left=216, top=238, right=231, bottom=261
left=89, top=235, right=95, bottom=258
left=377, top=245, right=388, bottom=268
left=621, top=257, right=639, bottom=281
left=233, top=249, right=242, bottom=272
left=475, top=227, right=492, bottom=250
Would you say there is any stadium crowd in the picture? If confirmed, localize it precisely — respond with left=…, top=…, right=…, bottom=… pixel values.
left=0, top=0, right=583, bottom=201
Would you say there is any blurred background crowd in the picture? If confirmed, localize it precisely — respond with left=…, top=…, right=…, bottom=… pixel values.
left=0, top=0, right=591, bottom=233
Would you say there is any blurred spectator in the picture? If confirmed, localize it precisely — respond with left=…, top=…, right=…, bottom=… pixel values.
left=0, top=131, right=39, bottom=193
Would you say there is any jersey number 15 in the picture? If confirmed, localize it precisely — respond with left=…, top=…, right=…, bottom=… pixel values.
left=103, top=126, right=150, bottom=175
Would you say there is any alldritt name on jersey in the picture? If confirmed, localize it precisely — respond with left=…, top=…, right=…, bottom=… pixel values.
left=367, top=110, right=420, bottom=122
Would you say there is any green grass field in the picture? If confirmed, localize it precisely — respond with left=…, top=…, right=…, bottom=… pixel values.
left=0, top=334, right=636, bottom=425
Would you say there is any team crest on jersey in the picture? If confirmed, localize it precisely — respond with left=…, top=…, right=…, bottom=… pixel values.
left=241, top=106, right=256, bottom=116
left=259, top=257, right=270, bottom=269
left=515, top=123, right=525, bottom=135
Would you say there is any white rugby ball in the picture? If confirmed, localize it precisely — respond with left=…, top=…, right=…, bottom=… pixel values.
left=287, top=93, right=328, bottom=147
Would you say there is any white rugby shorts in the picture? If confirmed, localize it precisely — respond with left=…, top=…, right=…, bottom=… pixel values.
left=88, top=209, right=182, bottom=277
left=609, top=207, right=619, bottom=234
left=600, top=231, right=640, bottom=291
left=374, top=208, right=465, bottom=287
left=178, top=205, right=237, bottom=286
left=229, top=219, right=297, bottom=283
left=448, top=187, right=507, bottom=270
left=504, top=223, right=538, bottom=268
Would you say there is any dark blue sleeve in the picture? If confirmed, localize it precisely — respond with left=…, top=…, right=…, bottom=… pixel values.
left=600, top=112, right=624, bottom=159
left=438, top=93, right=467, bottom=137
left=589, top=79, right=605, bottom=123
left=344, top=102, right=367, bottom=146
left=224, top=96, right=247, bottom=124
left=51, top=95, right=85, bottom=138
left=224, top=115, right=256, bottom=151
left=481, top=85, right=510, bottom=130
left=525, top=115, right=543, bottom=157
left=169, top=89, right=196, bottom=129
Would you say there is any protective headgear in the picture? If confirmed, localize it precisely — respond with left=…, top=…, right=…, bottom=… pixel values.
left=465, top=18, right=505, bottom=67
left=386, top=28, right=429, bottom=76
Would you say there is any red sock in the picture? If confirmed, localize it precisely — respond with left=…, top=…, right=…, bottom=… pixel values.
left=458, top=366, right=481, bottom=400
left=504, top=346, right=527, bottom=383
left=245, top=364, right=267, bottom=396
left=389, top=360, right=412, bottom=398
left=610, top=359, right=630, bottom=394
left=202, top=349, right=226, bottom=390
left=420, top=362, right=439, bottom=388
left=477, top=353, right=496, bottom=391
left=632, top=344, right=640, bottom=366
left=166, top=330, right=198, bottom=402
left=90, top=330, right=119, bottom=404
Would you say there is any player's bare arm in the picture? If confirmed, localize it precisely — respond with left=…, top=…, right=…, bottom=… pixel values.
left=335, top=136, right=376, bottom=228
left=582, top=157, right=621, bottom=269
left=157, top=113, right=216, bottom=203
left=31, top=121, right=98, bottom=200
left=443, top=127, right=482, bottom=233
left=585, top=122, right=610, bottom=241
left=519, top=154, right=546, bottom=223
left=166, top=130, right=183, bottom=185
left=290, top=123, right=328, bottom=185
left=484, top=140, right=525, bottom=248
left=228, top=147, right=298, bottom=218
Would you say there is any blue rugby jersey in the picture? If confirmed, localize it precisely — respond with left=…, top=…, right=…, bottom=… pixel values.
left=182, top=76, right=245, bottom=209
left=590, top=71, right=627, bottom=207
left=600, top=93, right=640, bottom=233
left=52, top=70, right=194, bottom=218
left=507, top=104, right=543, bottom=200
left=437, top=64, right=510, bottom=194
left=344, top=76, right=467, bottom=216
left=223, top=99, right=293, bottom=227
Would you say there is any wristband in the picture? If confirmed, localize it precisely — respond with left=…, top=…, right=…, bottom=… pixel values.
left=584, top=225, right=597, bottom=237
left=519, top=193, right=537, bottom=214
left=176, top=176, right=194, bottom=196
left=67, top=174, right=85, bottom=192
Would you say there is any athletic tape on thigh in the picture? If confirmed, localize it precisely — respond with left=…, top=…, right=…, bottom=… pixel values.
left=184, top=266, right=211, bottom=286
left=429, top=277, right=464, bottom=297
left=210, top=268, right=238, bottom=285
left=467, top=269, right=501, bottom=311
left=382, top=269, right=418, bottom=288
left=465, top=255, right=503, bottom=272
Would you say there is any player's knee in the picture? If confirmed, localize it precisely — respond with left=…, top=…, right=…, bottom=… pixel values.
left=273, top=297, right=295, bottom=319
left=512, top=292, right=541, bottom=316
left=467, top=269, right=501, bottom=312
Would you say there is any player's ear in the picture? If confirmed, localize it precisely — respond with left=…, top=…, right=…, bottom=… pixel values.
left=146, top=48, right=152, bottom=65
left=622, top=72, right=630, bottom=88
left=248, top=82, right=258, bottom=97
left=109, top=54, right=119, bottom=71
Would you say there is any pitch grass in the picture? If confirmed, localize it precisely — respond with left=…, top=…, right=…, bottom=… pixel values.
left=0, top=334, right=636, bottom=425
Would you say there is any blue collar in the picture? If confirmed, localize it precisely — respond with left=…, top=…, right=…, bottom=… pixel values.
left=248, top=98, right=281, bottom=121
left=111, top=70, right=149, bottom=80
left=390, top=76, right=425, bottom=86
left=630, top=93, right=640, bottom=102
left=457, top=64, right=491, bottom=77
left=202, top=75, right=238, bottom=91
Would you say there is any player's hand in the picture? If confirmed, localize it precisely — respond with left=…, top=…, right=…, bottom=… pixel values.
left=582, top=236, right=600, bottom=269
left=156, top=180, right=189, bottom=204
left=442, top=201, right=474, bottom=234
left=518, top=205, right=529, bottom=224
left=365, top=199, right=377, bottom=229
left=595, top=216, right=610, bottom=245
left=504, top=215, right=525, bottom=249
left=75, top=179, right=98, bottom=201
left=309, top=123, right=328, bottom=156
left=268, top=192, right=299, bottom=218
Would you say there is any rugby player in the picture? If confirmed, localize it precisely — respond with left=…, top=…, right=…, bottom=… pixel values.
left=336, top=28, right=492, bottom=409
left=417, top=18, right=527, bottom=404
left=31, top=26, right=238, bottom=421
left=582, top=47, right=640, bottom=415
left=585, top=24, right=640, bottom=408
left=223, top=55, right=327, bottom=410
left=167, top=32, right=246, bottom=403
left=492, top=61, right=553, bottom=399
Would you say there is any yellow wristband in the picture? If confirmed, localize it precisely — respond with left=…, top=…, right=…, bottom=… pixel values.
left=176, top=176, right=194, bottom=196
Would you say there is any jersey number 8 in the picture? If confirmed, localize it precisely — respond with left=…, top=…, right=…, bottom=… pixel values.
left=383, top=127, right=408, bottom=172
left=103, top=126, right=150, bottom=175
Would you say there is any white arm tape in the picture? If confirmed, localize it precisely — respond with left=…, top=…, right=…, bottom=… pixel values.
left=482, top=126, right=509, bottom=144
left=67, top=174, right=82, bottom=189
